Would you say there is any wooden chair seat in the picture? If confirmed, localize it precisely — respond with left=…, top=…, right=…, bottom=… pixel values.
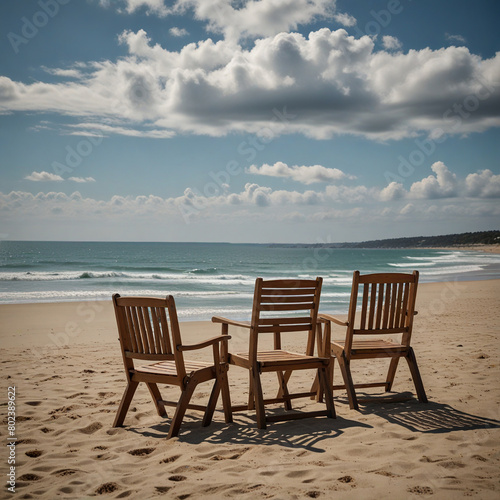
left=331, top=339, right=409, bottom=358
left=112, top=294, right=232, bottom=439
left=213, top=278, right=335, bottom=429
left=230, top=350, right=329, bottom=370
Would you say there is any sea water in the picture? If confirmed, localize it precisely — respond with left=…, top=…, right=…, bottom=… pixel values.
left=1, top=241, right=499, bottom=320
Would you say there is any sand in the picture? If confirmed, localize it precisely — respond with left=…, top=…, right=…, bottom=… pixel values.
left=1, top=279, right=500, bottom=499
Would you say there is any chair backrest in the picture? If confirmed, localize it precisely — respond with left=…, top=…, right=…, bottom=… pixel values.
left=249, top=278, right=322, bottom=360
left=345, top=271, right=419, bottom=351
left=112, top=294, right=186, bottom=380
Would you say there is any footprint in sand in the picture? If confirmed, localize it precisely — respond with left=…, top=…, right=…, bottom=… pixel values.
left=407, top=486, right=433, bottom=495
left=25, top=401, right=42, bottom=406
left=95, top=482, right=119, bottom=494
left=128, top=447, right=155, bottom=456
left=52, top=469, right=79, bottom=477
left=18, top=473, right=42, bottom=482
left=79, top=422, right=103, bottom=434
left=168, top=475, right=187, bottom=482
left=160, top=454, right=180, bottom=464
left=25, top=450, right=43, bottom=458
left=155, top=486, right=172, bottom=494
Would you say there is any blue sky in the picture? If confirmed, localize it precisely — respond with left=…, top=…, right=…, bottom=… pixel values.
left=0, top=0, right=499, bottom=243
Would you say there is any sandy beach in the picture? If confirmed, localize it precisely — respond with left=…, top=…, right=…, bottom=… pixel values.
left=1, top=279, right=499, bottom=499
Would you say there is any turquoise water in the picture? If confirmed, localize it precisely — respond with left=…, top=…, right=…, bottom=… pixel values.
left=1, top=241, right=499, bottom=320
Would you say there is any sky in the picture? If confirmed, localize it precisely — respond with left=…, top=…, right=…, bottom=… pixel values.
left=0, top=0, right=499, bottom=243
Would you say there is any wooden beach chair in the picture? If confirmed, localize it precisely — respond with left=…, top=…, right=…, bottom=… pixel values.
left=212, top=277, right=335, bottom=429
left=317, top=271, right=427, bottom=410
left=112, top=294, right=232, bottom=439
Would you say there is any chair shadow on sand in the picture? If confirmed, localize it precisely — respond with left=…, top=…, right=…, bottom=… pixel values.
left=128, top=410, right=372, bottom=453
left=351, top=392, right=500, bottom=433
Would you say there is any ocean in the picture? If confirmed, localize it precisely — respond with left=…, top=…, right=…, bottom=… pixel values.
left=1, top=241, right=499, bottom=320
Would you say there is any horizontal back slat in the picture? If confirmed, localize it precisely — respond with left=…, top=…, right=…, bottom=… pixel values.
left=261, top=295, right=316, bottom=304
left=261, top=279, right=318, bottom=288
left=259, top=316, right=312, bottom=325
left=115, top=296, right=168, bottom=308
left=259, top=303, right=316, bottom=312
left=261, top=288, right=316, bottom=296
left=258, top=324, right=313, bottom=334
left=358, top=273, right=417, bottom=284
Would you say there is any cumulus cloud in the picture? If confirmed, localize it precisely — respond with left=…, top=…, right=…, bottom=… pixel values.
left=465, top=169, right=500, bottom=198
left=382, top=35, right=402, bottom=51
left=68, top=177, right=96, bottom=183
left=247, top=162, right=354, bottom=184
left=107, top=0, right=170, bottom=17
left=334, top=12, right=356, bottom=27
left=169, top=27, right=189, bottom=37
left=24, top=171, right=64, bottom=182
left=409, top=161, right=458, bottom=199
left=1, top=29, right=499, bottom=140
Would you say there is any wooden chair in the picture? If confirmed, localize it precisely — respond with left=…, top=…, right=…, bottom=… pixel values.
left=212, top=278, right=335, bottom=429
left=112, top=294, right=232, bottom=439
left=318, top=271, right=427, bottom=410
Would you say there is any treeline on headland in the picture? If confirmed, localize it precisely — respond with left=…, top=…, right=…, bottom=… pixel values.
left=269, top=231, right=500, bottom=249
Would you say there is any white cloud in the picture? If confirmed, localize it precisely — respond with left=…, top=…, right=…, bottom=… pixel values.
left=114, top=0, right=170, bottom=17
left=409, top=161, right=458, bottom=199
left=247, top=162, right=354, bottom=184
left=465, top=169, right=500, bottom=198
left=1, top=29, right=499, bottom=140
left=334, top=12, right=356, bottom=27
left=446, top=33, right=466, bottom=44
left=68, top=177, right=96, bottom=183
left=379, top=181, right=405, bottom=201
left=24, top=171, right=64, bottom=182
left=382, top=35, right=402, bottom=51
left=169, top=27, right=189, bottom=37
left=173, top=0, right=335, bottom=40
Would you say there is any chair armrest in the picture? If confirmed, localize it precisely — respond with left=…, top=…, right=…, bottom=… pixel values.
left=177, top=335, right=232, bottom=352
left=318, top=313, right=349, bottom=327
left=212, top=316, right=251, bottom=328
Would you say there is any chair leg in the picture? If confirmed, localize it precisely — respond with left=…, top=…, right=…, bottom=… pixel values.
left=167, top=377, right=199, bottom=439
left=310, top=374, right=319, bottom=401
left=318, top=366, right=336, bottom=418
left=146, top=382, right=167, bottom=417
left=202, top=378, right=221, bottom=427
left=113, top=380, right=139, bottom=427
left=337, top=354, right=359, bottom=410
left=277, top=371, right=292, bottom=410
left=248, top=371, right=255, bottom=410
left=220, top=365, right=233, bottom=423
left=385, top=357, right=400, bottom=392
left=251, top=367, right=266, bottom=430
left=405, top=348, right=428, bottom=403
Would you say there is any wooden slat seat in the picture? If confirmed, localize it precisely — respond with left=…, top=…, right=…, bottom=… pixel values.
left=135, top=360, right=214, bottom=376
left=331, top=339, right=408, bottom=358
left=112, top=294, right=232, bottom=439
left=213, top=277, right=335, bottom=429
left=230, top=350, right=329, bottom=370
left=315, top=271, right=427, bottom=410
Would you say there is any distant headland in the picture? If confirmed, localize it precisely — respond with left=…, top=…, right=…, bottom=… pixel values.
left=269, top=230, right=500, bottom=250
